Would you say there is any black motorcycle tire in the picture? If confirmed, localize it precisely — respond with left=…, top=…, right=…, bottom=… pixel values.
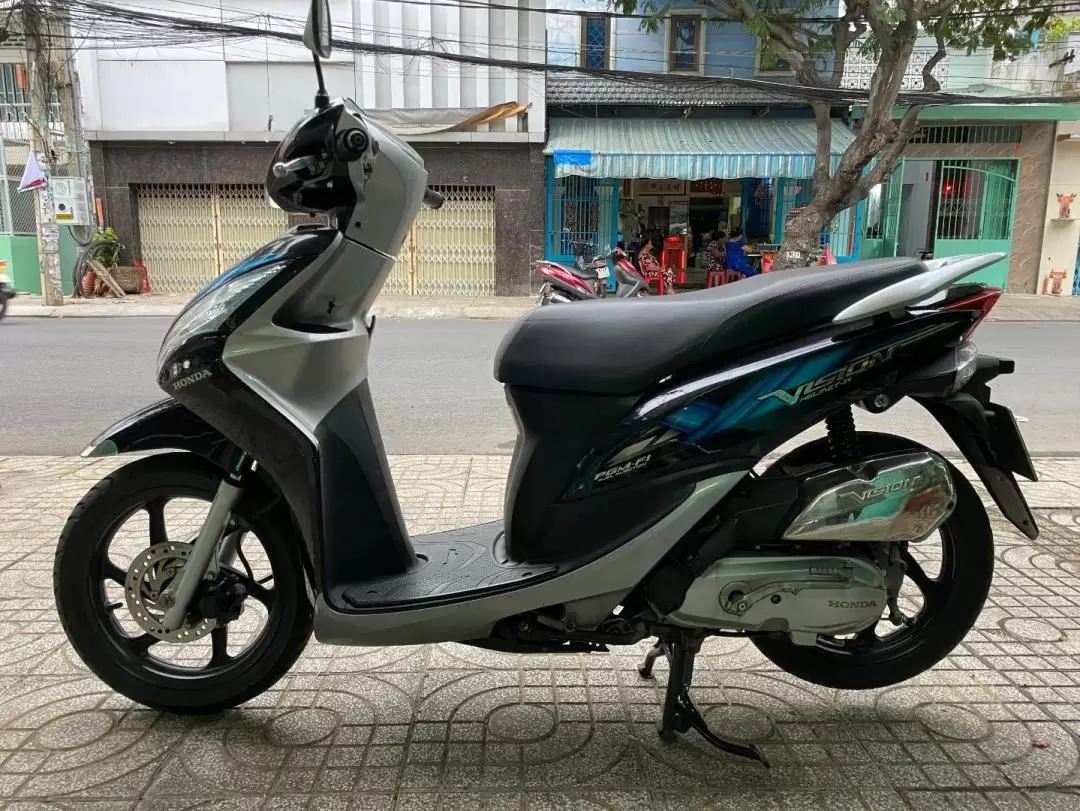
left=0, top=294, right=7, bottom=321
left=751, top=432, right=994, bottom=690
left=54, top=452, right=313, bottom=714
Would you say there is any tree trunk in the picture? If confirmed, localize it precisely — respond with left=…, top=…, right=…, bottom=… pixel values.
left=771, top=18, right=922, bottom=273
left=773, top=196, right=840, bottom=270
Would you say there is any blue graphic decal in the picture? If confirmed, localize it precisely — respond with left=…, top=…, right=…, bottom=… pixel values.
left=662, top=345, right=850, bottom=443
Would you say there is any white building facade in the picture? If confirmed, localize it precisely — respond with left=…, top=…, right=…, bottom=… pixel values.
left=77, top=0, right=548, bottom=296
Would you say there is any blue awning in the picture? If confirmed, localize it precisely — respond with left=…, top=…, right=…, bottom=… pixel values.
left=544, top=118, right=855, bottom=180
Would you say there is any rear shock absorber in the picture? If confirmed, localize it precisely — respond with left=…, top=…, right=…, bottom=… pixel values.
left=825, top=406, right=860, bottom=466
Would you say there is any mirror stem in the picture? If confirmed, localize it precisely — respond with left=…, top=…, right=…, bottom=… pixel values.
left=313, top=54, right=329, bottom=110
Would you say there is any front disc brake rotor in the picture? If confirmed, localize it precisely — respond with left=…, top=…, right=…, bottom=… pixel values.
left=124, top=542, right=217, bottom=642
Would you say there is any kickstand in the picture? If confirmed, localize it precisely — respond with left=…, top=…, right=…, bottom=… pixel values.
left=638, top=635, right=769, bottom=768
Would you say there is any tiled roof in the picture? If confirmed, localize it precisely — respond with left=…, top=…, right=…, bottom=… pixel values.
left=546, top=71, right=807, bottom=107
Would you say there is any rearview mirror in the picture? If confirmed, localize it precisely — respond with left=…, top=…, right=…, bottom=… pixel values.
left=303, top=0, right=332, bottom=59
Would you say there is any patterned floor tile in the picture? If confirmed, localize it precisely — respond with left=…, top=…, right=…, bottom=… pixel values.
left=3, top=455, right=1080, bottom=808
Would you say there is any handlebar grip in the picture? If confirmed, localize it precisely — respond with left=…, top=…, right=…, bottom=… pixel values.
left=424, top=188, right=445, bottom=209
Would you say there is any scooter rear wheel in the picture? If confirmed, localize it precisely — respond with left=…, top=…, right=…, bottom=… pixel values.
left=751, top=433, right=994, bottom=690
left=54, top=452, right=313, bottom=713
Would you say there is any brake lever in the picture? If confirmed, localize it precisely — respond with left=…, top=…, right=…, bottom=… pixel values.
left=272, top=155, right=320, bottom=180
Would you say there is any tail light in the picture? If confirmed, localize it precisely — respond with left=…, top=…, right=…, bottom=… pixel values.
left=941, top=286, right=1001, bottom=339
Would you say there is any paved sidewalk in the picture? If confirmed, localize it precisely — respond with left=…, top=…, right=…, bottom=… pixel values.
left=8, top=290, right=1080, bottom=321
left=3, top=454, right=1080, bottom=807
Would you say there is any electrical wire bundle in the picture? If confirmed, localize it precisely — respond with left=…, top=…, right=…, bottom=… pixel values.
left=14, top=0, right=1080, bottom=107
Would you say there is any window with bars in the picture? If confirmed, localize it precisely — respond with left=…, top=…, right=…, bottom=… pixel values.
left=667, top=15, right=703, bottom=74
left=0, top=63, right=60, bottom=123
left=0, top=64, right=30, bottom=123
left=581, top=16, right=609, bottom=70
left=935, top=160, right=1017, bottom=242
left=910, top=125, right=1023, bottom=145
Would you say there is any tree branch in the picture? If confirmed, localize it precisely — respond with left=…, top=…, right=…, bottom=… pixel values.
left=923, top=0, right=962, bottom=19
left=864, top=3, right=896, bottom=51
left=846, top=105, right=923, bottom=205
left=921, top=24, right=949, bottom=93
left=706, top=0, right=821, bottom=84
left=829, top=19, right=866, bottom=88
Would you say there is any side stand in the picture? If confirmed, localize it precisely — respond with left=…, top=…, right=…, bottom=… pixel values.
left=639, top=634, right=769, bottom=767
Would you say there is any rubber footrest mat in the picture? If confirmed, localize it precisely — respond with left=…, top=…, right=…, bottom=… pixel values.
left=341, top=522, right=557, bottom=608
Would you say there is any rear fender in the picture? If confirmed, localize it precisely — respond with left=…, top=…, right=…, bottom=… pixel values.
left=913, top=359, right=1039, bottom=540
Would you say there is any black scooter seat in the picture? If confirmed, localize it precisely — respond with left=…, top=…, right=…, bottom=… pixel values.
left=496, top=257, right=927, bottom=396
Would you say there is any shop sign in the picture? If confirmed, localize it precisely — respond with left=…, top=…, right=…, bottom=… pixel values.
left=637, top=179, right=686, bottom=196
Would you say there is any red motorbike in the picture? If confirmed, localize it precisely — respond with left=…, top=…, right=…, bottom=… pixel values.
left=538, top=247, right=650, bottom=305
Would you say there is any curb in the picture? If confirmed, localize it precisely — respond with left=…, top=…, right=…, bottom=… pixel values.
left=6, top=300, right=538, bottom=321
left=5, top=306, right=538, bottom=320
left=7, top=306, right=183, bottom=318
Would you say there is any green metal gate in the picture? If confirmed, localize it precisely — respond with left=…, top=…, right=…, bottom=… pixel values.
left=546, top=171, right=619, bottom=264
left=932, top=160, right=1017, bottom=288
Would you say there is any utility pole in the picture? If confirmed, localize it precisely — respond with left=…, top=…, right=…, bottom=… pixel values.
left=22, top=0, right=63, bottom=305
left=46, top=2, right=90, bottom=219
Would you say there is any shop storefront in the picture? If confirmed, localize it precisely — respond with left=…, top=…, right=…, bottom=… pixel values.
left=543, top=117, right=860, bottom=283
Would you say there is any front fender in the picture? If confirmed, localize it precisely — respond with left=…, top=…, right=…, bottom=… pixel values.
left=82, top=398, right=238, bottom=470
left=83, top=398, right=315, bottom=582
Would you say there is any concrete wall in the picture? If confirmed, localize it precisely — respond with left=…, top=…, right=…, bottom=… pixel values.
left=1038, top=122, right=1080, bottom=296
left=76, top=0, right=547, bottom=141
left=991, top=33, right=1080, bottom=95
left=90, top=139, right=544, bottom=296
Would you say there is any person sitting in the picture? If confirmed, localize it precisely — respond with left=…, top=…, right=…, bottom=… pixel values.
left=637, top=234, right=675, bottom=294
left=725, top=225, right=758, bottom=278
left=704, top=230, right=727, bottom=286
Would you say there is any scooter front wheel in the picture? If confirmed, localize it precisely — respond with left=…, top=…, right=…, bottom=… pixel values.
left=54, top=452, right=313, bottom=714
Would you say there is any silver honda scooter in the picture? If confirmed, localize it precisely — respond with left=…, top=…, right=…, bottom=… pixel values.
left=54, top=0, right=1038, bottom=766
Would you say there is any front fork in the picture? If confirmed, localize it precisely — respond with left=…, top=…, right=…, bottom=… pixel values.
left=161, top=452, right=253, bottom=631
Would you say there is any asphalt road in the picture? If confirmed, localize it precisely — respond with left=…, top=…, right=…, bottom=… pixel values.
left=0, top=317, right=1076, bottom=456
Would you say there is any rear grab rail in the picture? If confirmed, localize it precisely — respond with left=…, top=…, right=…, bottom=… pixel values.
left=832, top=253, right=1006, bottom=324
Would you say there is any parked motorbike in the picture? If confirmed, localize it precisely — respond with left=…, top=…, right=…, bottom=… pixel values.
left=538, top=246, right=649, bottom=304
left=0, top=262, right=14, bottom=320
left=54, top=0, right=1039, bottom=767
left=536, top=243, right=609, bottom=303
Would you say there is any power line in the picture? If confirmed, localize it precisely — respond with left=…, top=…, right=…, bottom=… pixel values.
left=44, top=0, right=1080, bottom=88
left=55, top=0, right=1072, bottom=106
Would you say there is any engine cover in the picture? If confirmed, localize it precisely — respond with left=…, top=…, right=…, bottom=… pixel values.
left=665, top=553, right=886, bottom=645
left=783, top=451, right=956, bottom=543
